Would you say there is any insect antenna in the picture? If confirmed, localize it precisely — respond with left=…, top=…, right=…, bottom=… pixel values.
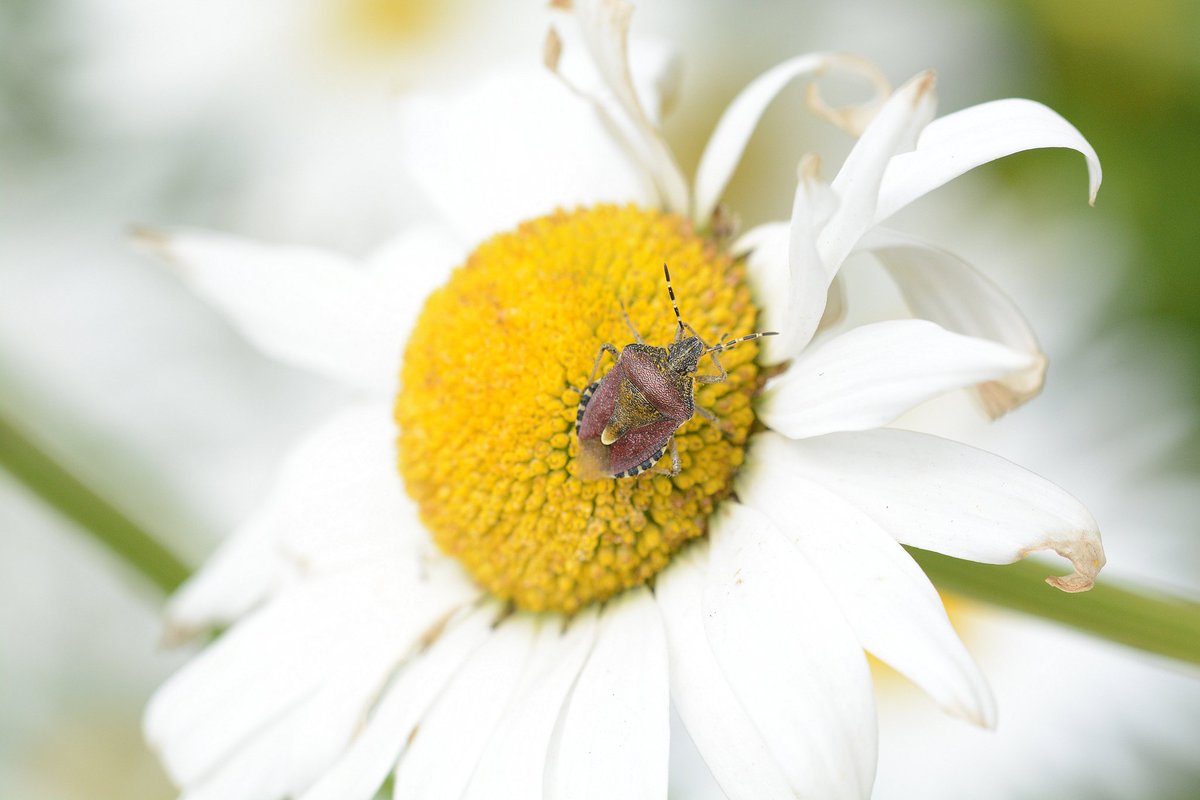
left=703, top=331, right=778, bottom=354
left=663, top=263, right=685, bottom=340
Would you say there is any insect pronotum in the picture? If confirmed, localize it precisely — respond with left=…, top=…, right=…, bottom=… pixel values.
left=574, top=264, right=777, bottom=479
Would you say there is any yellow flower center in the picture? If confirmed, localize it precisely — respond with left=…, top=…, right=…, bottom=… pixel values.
left=396, top=204, right=764, bottom=612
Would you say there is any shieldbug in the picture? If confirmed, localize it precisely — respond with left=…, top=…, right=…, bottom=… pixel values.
left=574, top=264, right=777, bottom=479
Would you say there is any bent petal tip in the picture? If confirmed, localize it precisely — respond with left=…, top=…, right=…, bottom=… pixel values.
left=1031, top=535, right=1106, bottom=593
left=911, top=69, right=937, bottom=103
left=804, top=54, right=891, bottom=137
left=976, top=351, right=1047, bottom=419
left=128, top=224, right=171, bottom=254
left=543, top=27, right=563, bottom=71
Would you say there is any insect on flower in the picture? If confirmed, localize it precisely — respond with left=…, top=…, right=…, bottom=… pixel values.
left=574, top=264, right=777, bottom=479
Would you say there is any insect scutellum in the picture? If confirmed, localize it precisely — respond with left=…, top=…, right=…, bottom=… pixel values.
left=661, top=262, right=776, bottom=379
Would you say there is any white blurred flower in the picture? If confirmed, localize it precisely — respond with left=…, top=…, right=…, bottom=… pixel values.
left=64, top=0, right=550, bottom=251
left=141, top=1, right=1107, bottom=798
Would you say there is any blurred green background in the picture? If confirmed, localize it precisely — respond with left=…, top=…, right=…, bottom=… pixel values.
left=1, top=0, right=1198, bottom=798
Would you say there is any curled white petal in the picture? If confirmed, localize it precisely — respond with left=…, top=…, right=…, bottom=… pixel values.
left=781, top=155, right=840, bottom=359
left=760, top=319, right=1038, bottom=440
left=875, top=97, right=1103, bottom=224
left=629, top=37, right=682, bottom=125
left=550, top=0, right=689, bottom=212
left=819, top=71, right=937, bottom=274
left=857, top=226, right=1046, bottom=417
left=693, top=52, right=888, bottom=225
left=762, top=428, right=1106, bottom=591
left=741, top=160, right=843, bottom=364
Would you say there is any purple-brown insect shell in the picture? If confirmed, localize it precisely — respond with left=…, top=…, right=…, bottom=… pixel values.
left=575, top=344, right=695, bottom=480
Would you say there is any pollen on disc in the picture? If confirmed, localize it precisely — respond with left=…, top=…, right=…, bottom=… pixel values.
left=395, top=204, right=764, bottom=613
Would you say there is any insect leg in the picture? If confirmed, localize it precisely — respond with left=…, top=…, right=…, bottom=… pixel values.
left=619, top=300, right=644, bottom=343
left=693, top=350, right=728, bottom=384
left=695, top=331, right=779, bottom=383
left=651, top=437, right=681, bottom=477
left=694, top=404, right=736, bottom=437
left=569, top=342, right=620, bottom=393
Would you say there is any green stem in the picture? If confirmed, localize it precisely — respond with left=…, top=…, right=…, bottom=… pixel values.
left=908, top=546, right=1200, bottom=666
left=0, top=412, right=191, bottom=595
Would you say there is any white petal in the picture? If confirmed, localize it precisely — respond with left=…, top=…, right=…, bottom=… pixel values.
left=760, top=319, right=1037, bottom=440
left=693, top=53, right=887, bottom=225
left=392, top=615, right=541, bottom=799
left=135, top=228, right=398, bottom=390
left=462, top=608, right=599, bottom=800
left=740, top=163, right=842, bottom=364
left=268, top=402, right=421, bottom=573
left=553, top=0, right=689, bottom=212
left=820, top=272, right=848, bottom=331
left=164, top=402, right=415, bottom=636
left=856, top=227, right=1045, bottom=417
left=298, top=603, right=499, bottom=800
left=398, top=63, right=656, bottom=248
left=766, top=428, right=1105, bottom=591
left=628, top=37, right=682, bottom=126
left=732, top=220, right=786, bottom=259
left=179, top=626, right=438, bottom=800
left=703, top=502, right=877, bottom=799
left=819, top=71, right=937, bottom=275
left=655, top=545, right=797, bottom=800
left=364, top=226, right=467, bottom=363
left=738, top=435, right=996, bottom=726
left=545, top=586, right=669, bottom=800
left=150, top=572, right=356, bottom=783
left=740, top=222, right=794, bottom=366
left=875, top=98, right=1102, bottom=224
left=164, top=504, right=280, bottom=640
left=780, top=156, right=839, bottom=359
left=147, top=557, right=476, bottom=785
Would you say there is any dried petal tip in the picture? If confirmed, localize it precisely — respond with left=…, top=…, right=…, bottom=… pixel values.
left=804, top=54, right=892, bottom=137
left=1040, top=535, right=1106, bottom=593
left=543, top=28, right=563, bottom=70
left=159, top=620, right=201, bottom=649
left=910, top=69, right=937, bottom=105
left=797, top=152, right=822, bottom=181
left=128, top=225, right=171, bottom=255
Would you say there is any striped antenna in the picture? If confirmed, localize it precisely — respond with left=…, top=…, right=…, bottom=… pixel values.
left=663, top=263, right=684, bottom=335
left=704, top=331, right=778, bottom=354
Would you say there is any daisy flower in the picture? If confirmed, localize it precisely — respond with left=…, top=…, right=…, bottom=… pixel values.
left=142, top=1, right=1105, bottom=797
